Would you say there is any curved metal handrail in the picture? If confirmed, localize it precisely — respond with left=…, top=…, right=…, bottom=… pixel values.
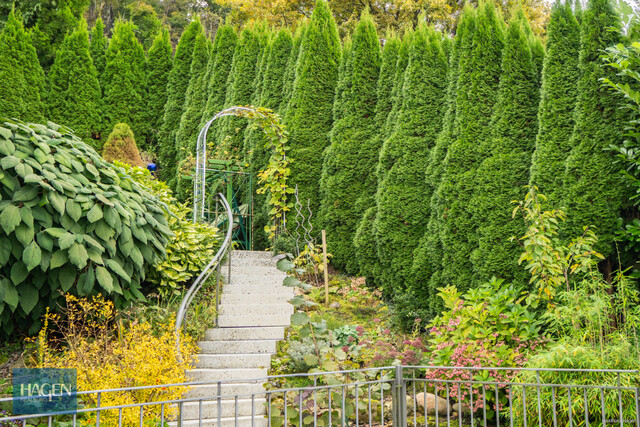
left=175, top=192, right=233, bottom=353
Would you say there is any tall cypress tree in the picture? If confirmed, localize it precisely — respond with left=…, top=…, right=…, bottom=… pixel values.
left=411, top=5, right=476, bottom=316
left=383, top=29, right=412, bottom=142
left=562, top=0, right=625, bottom=258
left=145, top=28, right=173, bottom=151
left=471, top=12, right=540, bottom=286
left=374, top=25, right=449, bottom=295
left=217, top=25, right=264, bottom=156
left=0, top=9, right=45, bottom=122
left=158, top=18, right=202, bottom=181
left=103, top=20, right=146, bottom=142
left=90, top=17, right=107, bottom=93
left=285, top=0, right=341, bottom=219
left=280, top=23, right=307, bottom=117
left=435, top=1, right=505, bottom=292
left=529, top=1, right=580, bottom=206
left=245, top=29, right=293, bottom=250
left=173, top=31, right=211, bottom=195
left=47, top=19, right=101, bottom=144
left=354, top=31, right=401, bottom=282
left=320, top=10, right=381, bottom=273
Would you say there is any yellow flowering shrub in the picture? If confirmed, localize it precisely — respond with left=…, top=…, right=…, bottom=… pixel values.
left=33, top=294, right=197, bottom=426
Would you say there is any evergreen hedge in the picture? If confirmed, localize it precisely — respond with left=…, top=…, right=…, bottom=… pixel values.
left=90, top=17, right=107, bottom=95
left=145, top=29, right=173, bottom=151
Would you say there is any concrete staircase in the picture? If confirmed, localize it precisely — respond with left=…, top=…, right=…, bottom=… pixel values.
left=180, top=250, right=293, bottom=426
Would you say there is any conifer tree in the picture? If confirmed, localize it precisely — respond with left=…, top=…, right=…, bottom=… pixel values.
left=280, top=23, right=307, bottom=117
left=217, top=25, right=264, bottom=155
left=383, top=29, right=412, bottom=140
left=158, top=18, right=202, bottom=181
left=173, top=31, right=211, bottom=195
left=435, top=1, right=505, bottom=292
left=529, top=1, right=580, bottom=206
left=90, top=17, right=107, bottom=92
left=471, top=13, right=540, bottom=285
left=103, top=20, right=147, bottom=142
left=354, top=31, right=401, bottom=281
left=562, top=0, right=625, bottom=257
left=285, top=0, right=341, bottom=218
left=374, top=25, right=448, bottom=294
left=0, top=9, right=45, bottom=122
left=145, top=28, right=173, bottom=151
left=411, top=5, right=476, bottom=316
left=47, top=19, right=102, bottom=144
left=320, top=11, right=381, bottom=273
left=244, top=29, right=293, bottom=250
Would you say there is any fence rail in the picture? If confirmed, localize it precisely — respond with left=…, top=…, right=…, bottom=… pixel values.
left=1, top=366, right=638, bottom=426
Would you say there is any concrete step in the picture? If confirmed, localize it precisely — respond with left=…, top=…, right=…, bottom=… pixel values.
left=196, top=353, right=272, bottom=369
left=222, top=284, right=293, bottom=295
left=227, top=250, right=276, bottom=260
left=218, top=314, right=291, bottom=328
left=227, top=274, right=287, bottom=286
left=198, top=340, right=278, bottom=354
left=180, top=398, right=267, bottom=420
left=173, top=415, right=268, bottom=427
left=186, top=382, right=266, bottom=399
left=204, top=327, right=285, bottom=341
left=221, top=293, right=294, bottom=305
left=223, top=258, right=279, bottom=268
left=188, top=368, right=267, bottom=382
left=219, top=303, right=294, bottom=316
left=226, top=266, right=286, bottom=277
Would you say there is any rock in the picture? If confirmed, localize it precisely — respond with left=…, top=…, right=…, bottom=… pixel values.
left=414, top=392, right=450, bottom=416
left=329, top=302, right=341, bottom=309
left=452, top=402, right=471, bottom=414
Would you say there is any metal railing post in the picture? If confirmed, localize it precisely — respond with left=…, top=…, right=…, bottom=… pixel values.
left=393, top=365, right=407, bottom=427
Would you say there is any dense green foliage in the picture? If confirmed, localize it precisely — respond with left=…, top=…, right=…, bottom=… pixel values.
left=145, top=29, right=173, bottom=151
left=561, top=0, right=626, bottom=258
left=102, top=123, right=145, bottom=167
left=89, top=17, right=107, bottom=95
left=320, top=11, right=381, bottom=274
left=374, top=25, right=448, bottom=299
left=0, top=9, right=45, bottom=123
left=280, top=23, right=307, bottom=117
left=0, top=120, right=172, bottom=338
left=285, top=0, right=341, bottom=218
left=47, top=20, right=102, bottom=144
left=158, top=19, right=202, bottom=181
left=529, top=2, right=580, bottom=206
left=103, top=20, right=147, bottom=144
left=471, top=13, right=540, bottom=286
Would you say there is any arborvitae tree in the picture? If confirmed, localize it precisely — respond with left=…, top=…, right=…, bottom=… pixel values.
left=470, top=13, right=540, bottom=286
left=0, top=9, right=45, bottom=122
left=47, top=19, right=102, bottom=144
left=383, top=29, right=412, bottom=140
left=320, top=11, right=381, bottom=273
left=354, top=31, right=400, bottom=282
left=158, top=18, right=202, bottom=181
left=529, top=2, right=580, bottom=206
left=102, top=123, right=145, bottom=167
left=103, top=20, right=147, bottom=143
left=145, top=28, right=173, bottom=151
left=173, top=31, right=211, bottom=195
left=331, top=36, right=352, bottom=127
left=374, top=25, right=449, bottom=296
left=411, top=5, right=476, bottom=317
left=435, top=1, right=505, bottom=292
left=562, top=0, right=625, bottom=258
left=280, top=23, right=306, bottom=117
left=200, top=24, right=238, bottom=128
left=90, top=17, right=107, bottom=92
left=285, top=0, right=341, bottom=219
left=29, top=4, right=79, bottom=71
left=245, top=29, right=293, bottom=250
left=217, top=25, right=264, bottom=155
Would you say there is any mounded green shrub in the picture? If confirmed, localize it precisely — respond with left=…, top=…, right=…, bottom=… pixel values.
left=103, top=20, right=147, bottom=143
left=0, top=120, right=172, bottom=338
left=411, top=5, right=476, bottom=318
left=529, top=1, right=580, bottom=206
left=145, top=29, right=173, bottom=151
left=320, top=10, right=381, bottom=274
left=102, top=123, right=145, bottom=167
left=374, top=25, right=448, bottom=296
left=46, top=19, right=102, bottom=144
left=158, top=18, right=202, bottom=181
left=561, top=0, right=626, bottom=257
left=285, top=0, right=341, bottom=219
left=0, top=9, right=45, bottom=122
left=435, top=1, right=505, bottom=293
left=470, top=12, right=540, bottom=286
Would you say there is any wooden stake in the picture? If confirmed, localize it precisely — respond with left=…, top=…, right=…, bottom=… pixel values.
left=322, top=229, right=329, bottom=306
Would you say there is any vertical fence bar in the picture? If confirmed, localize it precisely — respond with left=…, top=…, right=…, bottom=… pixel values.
left=268, top=392, right=272, bottom=427
left=446, top=382, right=451, bottom=427
left=96, top=391, right=101, bottom=426
left=328, top=387, right=332, bottom=427
left=139, top=405, right=144, bottom=427
left=522, top=385, right=527, bottom=427
left=568, top=387, right=573, bottom=427
left=601, top=388, right=606, bottom=427
left=314, top=378, right=318, bottom=427
left=252, top=393, right=256, bottom=427
left=495, top=384, right=500, bottom=427
left=584, top=387, right=588, bottom=427
left=618, top=373, right=623, bottom=427
left=342, top=385, right=347, bottom=427
left=179, top=401, right=184, bottom=427
left=161, top=404, right=165, bottom=426
left=469, top=382, right=474, bottom=427
left=509, top=385, right=514, bottom=427
left=536, top=371, right=542, bottom=427
left=368, top=382, right=372, bottom=427
left=355, top=381, right=359, bottom=426
left=380, top=376, right=384, bottom=426
left=552, top=386, right=557, bottom=427
left=218, top=382, right=222, bottom=427
left=635, top=387, right=640, bottom=427
left=300, top=389, right=304, bottom=427
left=482, top=384, right=487, bottom=427
left=284, top=392, right=288, bottom=427
left=434, top=382, right=439, bottom=427
left=235, top=395, right=239, bottom=427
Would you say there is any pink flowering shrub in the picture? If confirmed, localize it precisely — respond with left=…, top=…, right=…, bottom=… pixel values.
left=426, top=278, right=546, bottom=414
